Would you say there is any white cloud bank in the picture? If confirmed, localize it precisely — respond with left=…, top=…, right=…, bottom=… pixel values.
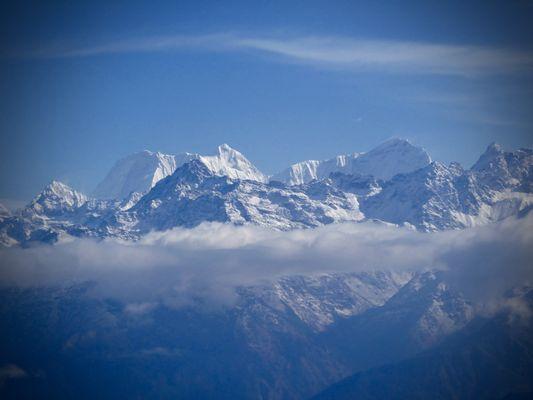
left=0, top=215, right=532, bottom=309
left=23, top=33, right=533, bottom=77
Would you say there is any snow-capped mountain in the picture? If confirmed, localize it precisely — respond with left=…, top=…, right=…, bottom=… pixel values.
left=272, top=138, right=431, bottom=185
left=106, top=158, right=362, bottom=235
left=360, top=144, right=533, bottom=231
left=24, top=180, right=88, bottom=219
left=93, top=144, right=268, bottom=200
left=471, top=142, right=532, bottom=192
left=351, top=138, right=432, bottom=180
left=0, top=181, right=120, bottom=246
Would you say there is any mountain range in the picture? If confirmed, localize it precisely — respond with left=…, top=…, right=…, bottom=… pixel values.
left=1, top=139, right=531, bottom=246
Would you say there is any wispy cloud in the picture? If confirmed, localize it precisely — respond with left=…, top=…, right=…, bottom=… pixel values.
left=234, top=36, right=533, bottom=76
left=20, top=33, right=533, bottom=77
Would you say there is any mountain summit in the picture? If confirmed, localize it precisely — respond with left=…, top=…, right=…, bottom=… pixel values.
left=198, top=144, right=268, bottom=183
left=271, top=138, right=431, bottom=185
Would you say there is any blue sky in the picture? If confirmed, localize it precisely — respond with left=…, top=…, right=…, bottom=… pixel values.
left=1, top=0, right=532, bottom=201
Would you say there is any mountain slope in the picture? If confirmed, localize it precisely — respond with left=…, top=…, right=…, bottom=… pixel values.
left=0, top=271, right=413, bottom=400
left=0, top=203, right=11, bottom=218
left=320, top=271, right=474, bottom=375
left=0, top=268, right=499, bottom=400
left=472, top=143, right=532, bottom=192
left=93, top=145, right=268, bottom=200
left=351, top=138, right=432, bottom=181
left=199, top=144, right=268, bottom=183
left=313, top=289, right=533, bottom=400
left=93, top=150, right=183, bottom=199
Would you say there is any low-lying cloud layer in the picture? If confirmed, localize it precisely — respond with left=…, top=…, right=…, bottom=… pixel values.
left=0, top=215, right=532, bottom=309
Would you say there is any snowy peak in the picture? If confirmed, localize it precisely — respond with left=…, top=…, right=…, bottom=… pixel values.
left=168, top=158, right=216, bottom=185
left=40, top=181, right=87, bottom=205
left=272, top=138, right=431, bottom=185
left=26, top=180, right=88, bottom=217
left=471, top=142, right=505, bottom=172
left=199, top=144, right=268, bottom=183
left=353, top=138, right=431, bottom=181
left=93, top=150, right=185, bottom=200
left=471, top=143, right=532, bottom=191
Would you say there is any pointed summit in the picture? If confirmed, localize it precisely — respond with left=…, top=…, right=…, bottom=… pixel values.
left=45, top=180, right=78, bottom=195
left=487, top=142, right=503, bottom=152
left=471, top=142, right=532, bottom=191
left=199, top=144, right=268, bottom=182
left=171, top=158, right=216, bottom=184
left=25, top=180, right=87, bottom=217
left=471, top=142, right=505, bottom=172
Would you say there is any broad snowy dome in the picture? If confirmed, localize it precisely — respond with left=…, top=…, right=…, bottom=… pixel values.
left=271, top=138, right=431, bottom=185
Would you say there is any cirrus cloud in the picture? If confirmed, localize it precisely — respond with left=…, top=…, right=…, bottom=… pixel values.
left=16, top=33, right=533, bottom=77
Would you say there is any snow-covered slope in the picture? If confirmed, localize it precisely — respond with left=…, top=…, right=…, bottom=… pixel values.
left=382, top=271, right=474, bottom=347
left=271, top=155, right=359, bottom=186
left=268, top=271, right=412, bottom=331
left=24, top=180, right=88, bottom=218
left=93, top=150, right=187, bottom=199
left=0, top=181, right=122, bottom=246
left=0, top=203, right=10, bottom=218
left=360, top=160, right=533, bottom=231
left=199, top=144, right=268, bottom=183
left=351, top=138, right=432, bottom=181
left=272, top=138, right=431, bottom=185
left=109, top=159, right=363, bottom=234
